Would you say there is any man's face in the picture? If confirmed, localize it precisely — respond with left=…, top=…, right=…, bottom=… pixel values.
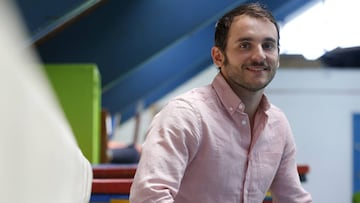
left=213, top=15, right=280, bottom=93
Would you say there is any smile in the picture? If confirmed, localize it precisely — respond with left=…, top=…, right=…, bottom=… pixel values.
left=246, top=66, right=269, bottom=71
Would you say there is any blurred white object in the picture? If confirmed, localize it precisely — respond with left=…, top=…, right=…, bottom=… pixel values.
left=0, top=1, right=92, bottom=203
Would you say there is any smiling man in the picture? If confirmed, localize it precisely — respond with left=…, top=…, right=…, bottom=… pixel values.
left=130, top=3, right=312, bottom=203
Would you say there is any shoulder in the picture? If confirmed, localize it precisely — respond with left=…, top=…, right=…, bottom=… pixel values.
left=266, top=103, right=294, bottom=138
left=267, top=103, right=290, bottom=123
left=175, top=85, right=215, bottom=102
left=155, top=84, right=217, bottom=127
left=156, top=85, right=214, bottom=121
left=165, top=85, right=216, bottom=111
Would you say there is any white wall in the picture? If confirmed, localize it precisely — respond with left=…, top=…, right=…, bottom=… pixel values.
left=115, top=66, right=360, bottom=202
left=266, top=68, right=360, bottom=203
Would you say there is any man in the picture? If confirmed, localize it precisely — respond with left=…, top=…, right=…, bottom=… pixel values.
left=130, top=3, right=312, bottom=202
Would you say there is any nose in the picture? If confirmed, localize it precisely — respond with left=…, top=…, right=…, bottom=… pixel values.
left=251, top=45, right=266, bottom=62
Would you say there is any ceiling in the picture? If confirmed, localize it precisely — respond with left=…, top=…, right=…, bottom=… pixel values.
left=15, top=0, right=326, bottom=122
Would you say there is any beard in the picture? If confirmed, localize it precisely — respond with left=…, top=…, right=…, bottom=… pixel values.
left=223, top=55, right=277, bottom=92
left=236, top=73, right=274, bottom=92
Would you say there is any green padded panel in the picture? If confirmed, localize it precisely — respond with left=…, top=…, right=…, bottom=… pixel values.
left=44, top=64, right=101, bottom=164
left=354, top=192, right=360, bottom=203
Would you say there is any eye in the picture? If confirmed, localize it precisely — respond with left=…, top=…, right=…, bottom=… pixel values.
left=239, top=42, right=251, bottom=49
left=262, top=41, right=277, bottom=51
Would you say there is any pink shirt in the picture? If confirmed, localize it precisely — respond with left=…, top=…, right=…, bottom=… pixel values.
left=130, top=73, right=312, bottom=203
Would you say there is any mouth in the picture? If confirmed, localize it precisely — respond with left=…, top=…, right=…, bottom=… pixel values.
left=246, top=66, right=269, bottom=71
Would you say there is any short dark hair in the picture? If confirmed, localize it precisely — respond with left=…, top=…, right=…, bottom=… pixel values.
left=214, top=2, right=280, bottom=52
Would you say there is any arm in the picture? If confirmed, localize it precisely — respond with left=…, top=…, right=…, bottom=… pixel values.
left=130, top=99, right=200, bottom=203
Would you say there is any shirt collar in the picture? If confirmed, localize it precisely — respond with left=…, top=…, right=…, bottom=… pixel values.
left=212, top=72, right=271, bottom=115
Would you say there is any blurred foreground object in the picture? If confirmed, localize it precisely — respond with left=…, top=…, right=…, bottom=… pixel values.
left=0, top=1, right=92, bottom=203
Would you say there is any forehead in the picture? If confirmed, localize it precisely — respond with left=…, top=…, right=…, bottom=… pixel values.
left=228, top=15, right=278, bottom=42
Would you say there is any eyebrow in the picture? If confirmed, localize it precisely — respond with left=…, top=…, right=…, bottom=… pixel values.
left=264, top=37, right=277, bottom=44
left=236, top=37, right=277, bottom=43
left=236, top=37, right=252, bottom=42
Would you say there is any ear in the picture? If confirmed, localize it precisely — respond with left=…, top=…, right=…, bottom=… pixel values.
left=211, top=47, right=224, bottom=67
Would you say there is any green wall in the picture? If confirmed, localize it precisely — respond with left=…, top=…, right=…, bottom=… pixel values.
left=44, top=64, right=101, bottom=164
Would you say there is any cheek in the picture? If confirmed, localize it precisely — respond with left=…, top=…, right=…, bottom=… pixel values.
left=226, top=52, right=246, bottom=65
left=277, top=60, right=280, bottom=68
left=267, top=54, right=279, bottom=67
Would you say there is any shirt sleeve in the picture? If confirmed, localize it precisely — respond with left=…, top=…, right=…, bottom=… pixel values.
left=269, top=118, right=312, bottom=203
left=130, top=99, right=201, bottom=203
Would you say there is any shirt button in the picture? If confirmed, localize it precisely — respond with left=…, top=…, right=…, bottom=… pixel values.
left=242, top=120, right=247, bottom=125
left=229, top=107, right=233, bottom=111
